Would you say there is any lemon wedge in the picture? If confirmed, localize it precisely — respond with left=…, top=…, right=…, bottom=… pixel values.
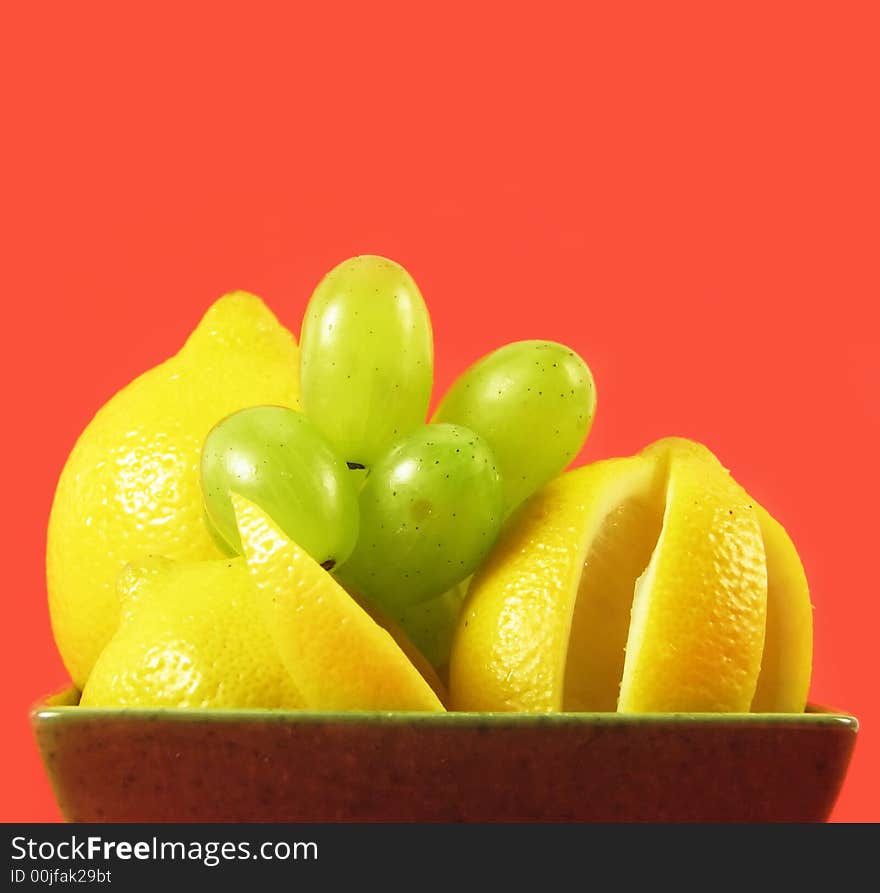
left=233, top=495, right=445, bottom=712
left=450, top=439, right=784, bottom=714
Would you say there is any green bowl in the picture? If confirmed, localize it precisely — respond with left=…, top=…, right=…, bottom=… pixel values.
left=31, top=689, right=857, bottom=822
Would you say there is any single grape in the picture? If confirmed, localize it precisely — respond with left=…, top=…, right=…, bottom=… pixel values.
left=299, top=255, right=434, bottom=468
left=398, top=580, right=469, bottom=674
left=432, top=340, right=596, bottom=512
left=200, top=405, right=359, bottom=567
left=203, top=507, right=236, bottom=557
left=337, top=424, right=504, bottom=617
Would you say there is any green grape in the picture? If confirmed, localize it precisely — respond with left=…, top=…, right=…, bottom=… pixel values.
left=200, top=405, right=359, bottom=567
left=299, top=255, right=434, bottom=468
left=203, top=507, right=236, bottom=557
left=398, top=580, right=469, bottom=674
left=337, top=424, right=503, bottom=617
left=432, top=340, right=596, bottom=512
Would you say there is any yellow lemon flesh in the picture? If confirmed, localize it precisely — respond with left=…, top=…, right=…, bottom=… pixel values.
left=233, top=495, right=445, bottom=712
left=47, top=293, right=299, bottom=689
left=80, top=557, right=303, bottom=709
left=449, top=455, right=664, bottom=711
left=450, top=438, right=798, bottom=714
left=564, top=458, right=667, bottom=711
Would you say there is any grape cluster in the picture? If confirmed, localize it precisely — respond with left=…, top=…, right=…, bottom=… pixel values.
left=200, top=255, right=596, bottom=625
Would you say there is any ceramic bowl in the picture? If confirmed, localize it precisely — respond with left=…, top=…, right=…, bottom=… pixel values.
left=32, top=688, right=857, bottom=822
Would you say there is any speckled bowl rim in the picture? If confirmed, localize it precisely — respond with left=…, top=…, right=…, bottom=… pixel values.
left=32, top=688, right=858, bottom=729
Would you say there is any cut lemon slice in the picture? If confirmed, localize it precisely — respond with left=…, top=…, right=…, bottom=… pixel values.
left=643, top=437, right=812, bottom=712
left=750, top=504, right=812, bottom=712
left=450, top=454, right=665, bottom=712
left=233, top=494, right=445, bottom=712
left=618, top=446, right=767, bottom=712
left=450, top=440, right=772, bottom=713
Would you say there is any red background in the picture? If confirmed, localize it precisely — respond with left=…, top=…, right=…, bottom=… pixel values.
left=1, top=3, right=877, bottom=821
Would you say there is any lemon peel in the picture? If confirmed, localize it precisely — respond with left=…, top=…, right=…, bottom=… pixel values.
left=48, top=292, right=299, bottom=687
left=233, top=494, right=445, bottom=712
